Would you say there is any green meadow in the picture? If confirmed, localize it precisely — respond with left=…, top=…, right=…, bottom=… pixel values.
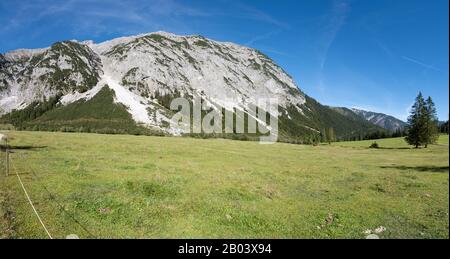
left=0, top=131, right=448, bottom=239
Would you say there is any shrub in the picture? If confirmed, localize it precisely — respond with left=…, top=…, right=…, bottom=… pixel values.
left=369, top=142, right=380, bottom=149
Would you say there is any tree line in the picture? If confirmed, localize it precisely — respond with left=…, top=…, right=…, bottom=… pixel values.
left=314, top=92, right=443, bottom=147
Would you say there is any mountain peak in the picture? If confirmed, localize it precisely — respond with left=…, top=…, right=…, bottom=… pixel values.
left=3, top=47, right=48, bottom=61
left=1, top=32, right=384, bottom=141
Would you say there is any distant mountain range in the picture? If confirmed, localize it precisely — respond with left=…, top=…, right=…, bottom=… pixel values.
left=1, top=32, right=390, bottom=141
left=350, top=108, right=407, bottom=131
left=331, top=108, right=407, bottom=132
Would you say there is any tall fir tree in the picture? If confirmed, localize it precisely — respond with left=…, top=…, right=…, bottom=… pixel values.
left=423, top=96, right=439, bottom=148
left=440, top=120, right=449, bottom=134
left=405, top=92, right=426, bottom=148
left=320, top=128, right=327, bottom=143
left=326, top=127, right=335, bottom=144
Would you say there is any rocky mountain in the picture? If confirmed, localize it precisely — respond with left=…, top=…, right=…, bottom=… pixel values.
left=0, top=42, right=102, bottom=113
left=0, top=32, right=383, bottom=142
left=350, top=108, right=407, bottom=132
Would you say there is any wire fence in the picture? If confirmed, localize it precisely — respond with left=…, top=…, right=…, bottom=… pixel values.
left=18, top=153, right=96, bottom=238
left=10, top=155, right=53, bottom=239
left=1, top=147, right=96, bottom=239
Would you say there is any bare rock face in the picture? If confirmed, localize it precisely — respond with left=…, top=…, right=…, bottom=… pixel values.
left=1, top=42, right=102, bottom=113
left=0, top=32, right=383, bottom=139
left=0, top=32, right=305, bottom=133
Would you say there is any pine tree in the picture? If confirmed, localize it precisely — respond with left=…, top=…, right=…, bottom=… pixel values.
left=320, top=128, right=326, bottom=143
left=423, top=96, right=439, bottom=148
left=440, top=120, right=449, bottom=134
left=326, top=127, right=335, bottom=144
left=405, top=92, right=426, bottom=148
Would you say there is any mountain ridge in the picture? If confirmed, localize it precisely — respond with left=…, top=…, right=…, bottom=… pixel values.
left=350, top=108, right=407, bottom=131
left=0, top=31, right=384, bottom=142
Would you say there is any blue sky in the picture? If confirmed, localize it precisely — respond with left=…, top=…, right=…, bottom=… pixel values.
left=0, top=0, right=448, bottom=121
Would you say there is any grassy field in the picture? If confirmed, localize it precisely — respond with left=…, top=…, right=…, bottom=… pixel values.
left=0, top=131, right=448, bottom=239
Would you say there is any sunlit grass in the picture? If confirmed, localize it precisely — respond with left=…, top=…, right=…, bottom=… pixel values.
left=0, top=131, right=448, bottom=239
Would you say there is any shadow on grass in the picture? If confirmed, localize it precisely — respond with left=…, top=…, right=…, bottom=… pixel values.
left=338, top=146, right=412, bottom=150
left=380, top=165, right=449, bottom=173
left=376, top=147, right=412, bottom=150
left=0, top=145, right=47, bottom=152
